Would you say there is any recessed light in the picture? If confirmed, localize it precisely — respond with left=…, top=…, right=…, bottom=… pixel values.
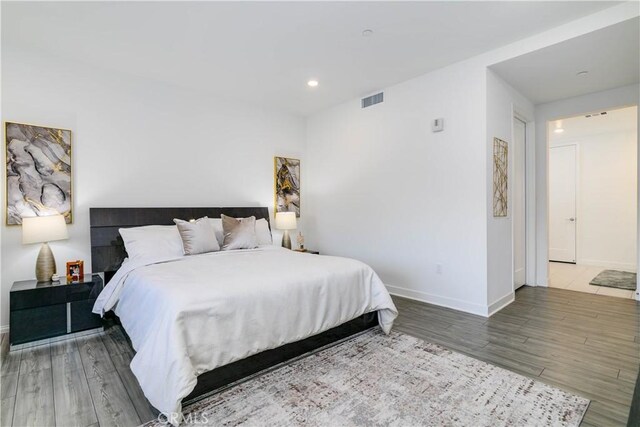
left=553, top=120, right=564, bottom=134
left=307, top=80, right=318, bottom=87
left=362, top=29, right=374, bottom=37
left=576, top=70, right=589, bottom=77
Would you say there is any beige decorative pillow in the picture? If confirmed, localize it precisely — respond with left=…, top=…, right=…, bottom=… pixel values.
left=221, top=214, right=259, bottom=250
left=173, top=217, right=220, bottom=255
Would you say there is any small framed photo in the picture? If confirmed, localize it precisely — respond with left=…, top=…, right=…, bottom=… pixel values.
left=66, top=260, right=84, bottom=282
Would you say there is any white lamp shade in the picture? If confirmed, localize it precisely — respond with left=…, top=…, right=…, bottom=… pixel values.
left=22, top=215, right=69, bottom=244
left=275, top=212, right=297, bottom=230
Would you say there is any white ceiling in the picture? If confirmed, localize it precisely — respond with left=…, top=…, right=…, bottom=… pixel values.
left=491, top=17, right=640, bottom=105
left=2, top=1, right=622, bottom=116
left=550, top=105, right=637, bottom=144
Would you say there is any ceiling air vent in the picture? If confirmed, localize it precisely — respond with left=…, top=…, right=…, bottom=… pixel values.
left=361, top=92, right=384, bottom=109
left=585, top=111, right=607, bottom=118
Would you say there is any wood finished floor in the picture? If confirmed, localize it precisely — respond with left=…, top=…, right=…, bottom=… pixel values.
left=1, top=286, right=638, bottom=427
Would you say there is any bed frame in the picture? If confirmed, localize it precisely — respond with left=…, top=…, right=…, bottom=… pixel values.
left=89, top=207, right=378, bottom=405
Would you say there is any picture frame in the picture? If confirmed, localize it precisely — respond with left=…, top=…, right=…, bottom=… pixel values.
left=66, top=260, right=84, bottom=282
left=5, top=121, right=72, bottom=225
left=274, top=156, right=300, bottom=217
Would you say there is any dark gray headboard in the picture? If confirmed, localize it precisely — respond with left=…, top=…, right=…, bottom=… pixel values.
left=90, top=207, right=270, bottom=280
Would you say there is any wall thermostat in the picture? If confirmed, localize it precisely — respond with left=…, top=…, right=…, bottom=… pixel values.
left=432, top=118, right=444, bottom=132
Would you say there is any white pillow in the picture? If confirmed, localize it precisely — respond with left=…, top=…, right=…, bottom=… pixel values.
left=256, top=218, right=273, bottom=246
left=119, top=225, right=184, bottom=263
left=208, top=218, right=224, bottom=247
left=174, top=217, right=220, bottom=255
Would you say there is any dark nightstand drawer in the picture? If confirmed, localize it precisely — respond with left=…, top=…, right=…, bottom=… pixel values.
left=70, top=300, right=102, bottom=332
left=67, top=282, right=102, bottom=302
left=10, top=304, right=67, bottom=345
left=10, top=287, right=68, bottom=310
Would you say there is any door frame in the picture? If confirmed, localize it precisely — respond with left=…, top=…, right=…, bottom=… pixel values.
left=512, top=108, right=536, bottom=290
left=512, top=115, right=527, bottom=290
left=548, top=142, right=578, bottom=264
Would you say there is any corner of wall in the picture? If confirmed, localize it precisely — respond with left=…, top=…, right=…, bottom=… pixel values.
left=487, top=291, right=515, bottom=317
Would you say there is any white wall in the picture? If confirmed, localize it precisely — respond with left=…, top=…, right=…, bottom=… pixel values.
left=534, top=84, right=640, bottom=289
left=0, top=47, right=307, bottom=330
left=485, top=70, right=535, bottom=312
left=550, top=126, right=637, bottom=271
left=306, top=2, right=638, bottom=315
left=306, top=59, right=490, bottom=315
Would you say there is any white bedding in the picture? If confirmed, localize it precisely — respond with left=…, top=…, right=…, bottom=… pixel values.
left=93, top=247, right=397, bottom=418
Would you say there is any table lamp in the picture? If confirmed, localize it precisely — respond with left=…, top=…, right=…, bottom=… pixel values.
left=22, top=214, right=69, bottom=282
left=275, top=212, right=297, bottom=249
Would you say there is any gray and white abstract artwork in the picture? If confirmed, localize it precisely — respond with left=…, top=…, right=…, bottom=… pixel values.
left=5, top=122, right=72, bottom=225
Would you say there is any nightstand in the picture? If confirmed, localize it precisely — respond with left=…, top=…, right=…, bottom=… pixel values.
left=10, top=274, right=104, bottom=346
left=294, top=249, right=320, bottom=255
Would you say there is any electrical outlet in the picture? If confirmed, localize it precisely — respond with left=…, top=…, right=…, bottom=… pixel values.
left=436, top=263, right=443, bottom=274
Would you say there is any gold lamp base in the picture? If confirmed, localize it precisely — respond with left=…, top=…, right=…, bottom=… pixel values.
left=36, top=242, right=57, bottom=282
left=282, top=230, right=292, bottom=250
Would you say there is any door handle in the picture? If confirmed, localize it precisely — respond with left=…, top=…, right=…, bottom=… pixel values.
left=568, top=217, right=576, bottom=222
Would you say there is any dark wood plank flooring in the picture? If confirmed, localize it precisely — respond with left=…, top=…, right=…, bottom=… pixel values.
left=393, top=286, right=640, bottom=426
left=1, top=286, right=638, bottom=426
left=1, top=328, right=154, bottom=427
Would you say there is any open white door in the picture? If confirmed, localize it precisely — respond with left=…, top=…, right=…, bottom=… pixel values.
left=549, top=145, right=577, bottom=263
left=513, top=118, right=526, bottom=289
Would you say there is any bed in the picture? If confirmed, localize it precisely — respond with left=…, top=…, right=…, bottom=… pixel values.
left=89, top=207, right=398, bottom=420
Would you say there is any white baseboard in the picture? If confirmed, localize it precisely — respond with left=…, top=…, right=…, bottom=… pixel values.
left=0, top=325, right=9, bottom=334
left=487, top=292, right=515, bottom=316
left=385, top=284, right=490, bottom=317
left=578, top=259, right=636, bottom=272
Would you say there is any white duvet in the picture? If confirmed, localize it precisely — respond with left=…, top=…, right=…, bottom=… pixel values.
left=93, top=247, right=397, bottom=418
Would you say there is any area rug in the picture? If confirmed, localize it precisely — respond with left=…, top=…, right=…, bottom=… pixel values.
left=589, top=269, right=637, bottom=290
left=143, top=329, right=589, bottom=427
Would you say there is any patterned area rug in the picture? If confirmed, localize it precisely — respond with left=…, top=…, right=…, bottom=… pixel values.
left=590, top=269, right=637, bottom=290
left=144, top=330, right=589, bottom=426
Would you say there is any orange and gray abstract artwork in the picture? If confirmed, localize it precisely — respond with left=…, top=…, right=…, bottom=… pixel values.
left=274, top=156, right=300, bottom=217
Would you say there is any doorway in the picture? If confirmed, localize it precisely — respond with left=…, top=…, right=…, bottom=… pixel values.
left=547, top=106, right=638, bottom=299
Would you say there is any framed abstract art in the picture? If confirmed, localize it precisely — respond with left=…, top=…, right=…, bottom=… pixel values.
left=5, top=121, right=72, bottom=225
left=492, top=137, right=508, bottom=217
left=274, top=156, right=300, bottom=217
